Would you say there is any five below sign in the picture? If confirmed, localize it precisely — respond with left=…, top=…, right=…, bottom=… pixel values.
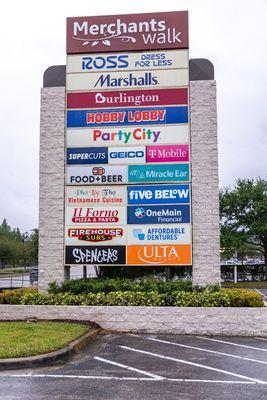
left=67, top=11, right=189, bottom=54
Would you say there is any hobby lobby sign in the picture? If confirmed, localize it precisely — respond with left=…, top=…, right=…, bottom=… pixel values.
left=67, top=11, right=188, bottom=53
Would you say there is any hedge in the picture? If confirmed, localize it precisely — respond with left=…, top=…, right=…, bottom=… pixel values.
left=48, top=278, right=195, bottom=295
left=0, top=287, right=264, bottom=307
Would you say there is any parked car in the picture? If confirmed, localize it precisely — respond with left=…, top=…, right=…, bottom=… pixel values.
left=30, top=267, right=38, bottom=285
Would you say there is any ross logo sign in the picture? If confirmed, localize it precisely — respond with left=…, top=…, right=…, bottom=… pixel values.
left=67, top=11, right=189, bottom=54
left=146, top=144, right=189, bottom=162
left=65, top=245, right=126, bottom=264
left=67, top=106, right=188, bottom=128
left=128, top=164, right=189, bottom=183
left=127, top=244, right=191, bottom=265
left=66, top=165, right=128, bottom=185
left=127, top=224, right=191, bottom=245
left=67, top=88, right=188, bottom=109
left=67, top=50, right=188, bottom=73
left=108, top=146, right=146, bottom=164
left=66, top=69, right=188, bottom=91
left=66, top=206, right=126, bottom=225
left=66, top=147, right=108, bottom=165
left=127, top=184, right=190, bottom=204
left=65, top=186, right=127, bottom=206
left=127, top=204, right=190, bottom=224
left=65, top=227, right=126, bottom=245
left=66, top=125, right=189, bottom=147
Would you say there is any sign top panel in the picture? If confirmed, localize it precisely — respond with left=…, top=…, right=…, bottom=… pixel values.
left=67, top=11, right=188, bottom=54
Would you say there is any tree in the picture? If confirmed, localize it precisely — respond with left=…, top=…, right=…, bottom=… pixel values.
left=220, top=178, right=267, bottom=266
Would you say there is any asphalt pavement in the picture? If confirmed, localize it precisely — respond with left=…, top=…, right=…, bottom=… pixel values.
left=0, top=333, right=266, bottom=399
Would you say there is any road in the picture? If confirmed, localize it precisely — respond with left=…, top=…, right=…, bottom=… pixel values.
left=0, top=333, right=266, bottom=399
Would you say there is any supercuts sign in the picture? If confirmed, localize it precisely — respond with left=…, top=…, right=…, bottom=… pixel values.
left=67, top=11, right=188, bottom=54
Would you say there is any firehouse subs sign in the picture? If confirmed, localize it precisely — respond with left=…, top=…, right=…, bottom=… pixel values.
left=64, top=11, right=192, bottom=266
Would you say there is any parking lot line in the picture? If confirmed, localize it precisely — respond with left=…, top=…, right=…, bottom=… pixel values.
left=145, top=337, right=267, bottom=365
left=0, top=374, right=258, bottom=384
left=196, top=337, right=267, bottom=351
left=120, top=345, right=267, bottom=384
left=256, top=338, right=267, bottom=341
left=94, top=356, right=164, bottom=380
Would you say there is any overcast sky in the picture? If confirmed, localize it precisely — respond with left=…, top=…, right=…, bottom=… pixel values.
left=0, top=0, right=266, bottom=232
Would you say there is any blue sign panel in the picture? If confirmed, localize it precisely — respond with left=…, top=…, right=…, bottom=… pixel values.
left=127, top=205, right=190, bottom=224
left=67, top=106, right=188, bottom=128
left=127, top=184, right=190, bottom=205
left=128, top=164, right=190, bottom=183
left=67, top=147, right=108, bottom=165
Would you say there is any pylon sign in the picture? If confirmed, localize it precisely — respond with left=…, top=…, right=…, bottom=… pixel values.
left=65, top=11, right=192, bottom=266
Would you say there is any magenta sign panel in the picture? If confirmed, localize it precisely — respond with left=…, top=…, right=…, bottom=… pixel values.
left=146, top=144, right=189, bottom=163
left=67, top=11, right=188, bottom=54
left=67, top=88, right=188, bottom=109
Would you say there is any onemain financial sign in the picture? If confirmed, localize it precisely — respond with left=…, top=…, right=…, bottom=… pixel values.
left=65, top=10, right=192, bottom=266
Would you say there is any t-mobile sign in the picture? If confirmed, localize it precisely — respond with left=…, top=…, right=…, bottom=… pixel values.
left=67, top=11, right=188, bottom=54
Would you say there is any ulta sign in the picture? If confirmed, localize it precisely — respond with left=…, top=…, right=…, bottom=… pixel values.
left=67, top=11, right=188, bottom=54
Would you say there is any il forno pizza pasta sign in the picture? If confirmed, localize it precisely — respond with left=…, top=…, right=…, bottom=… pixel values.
left=67, top=11, right=188, bottom=54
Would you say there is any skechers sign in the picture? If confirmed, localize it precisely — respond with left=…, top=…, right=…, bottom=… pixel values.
left=127, top=205, right=190, bottom=224
left=67, top=107, right=188, bottom=128
left=127, top=184, right=190, bottom=205
left=67, top=50, right=188, bottom=73
left=67, top=11, right=188, bottom=54
left=128, top=164, right=189, bottom=183
left=67, top=147, right=108, bottom=165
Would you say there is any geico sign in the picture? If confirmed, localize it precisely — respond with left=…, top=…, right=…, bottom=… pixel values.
left=108, top=147, right=146, bottom=164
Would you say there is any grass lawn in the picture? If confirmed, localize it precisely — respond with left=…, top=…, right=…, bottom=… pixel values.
left=0, top=321, right=90, bottom=358
left=222, top=281, right=267, bottom=289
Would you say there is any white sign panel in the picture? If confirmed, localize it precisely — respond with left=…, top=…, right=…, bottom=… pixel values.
left=65, top=186, right=127, bottom=206
left=127, top=224, right=191, bottom=245
left=65, top=206, right=126, bottom=225
left=65, top=226, right=127, bottom=245
left=66, top=50, right=188, bottom=73
left=66, top=125, right=189, bottom=147
left=66, top=165, right=128, bottom=185
left=108, top=146, right=146, bottom=164
left=66, top=69, right=189, bottom=91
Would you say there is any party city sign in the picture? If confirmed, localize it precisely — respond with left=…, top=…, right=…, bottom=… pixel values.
left=67, top=50, right=188, bottom=73
left=67, top=11, right=188, bottom=54
left=66, top=125, right=189, bottom=147
left=128, top=164, right=189, bottom=183
left=67, top=106, right=188, bottom=128
left=66, top=69, right=188, bottom=91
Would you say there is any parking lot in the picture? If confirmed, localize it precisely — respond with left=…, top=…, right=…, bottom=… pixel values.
left=0, top=333, right=266, bottom=399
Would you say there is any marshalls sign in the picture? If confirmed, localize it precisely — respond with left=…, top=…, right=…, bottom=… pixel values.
left=65, top=11, right=192, bottom=266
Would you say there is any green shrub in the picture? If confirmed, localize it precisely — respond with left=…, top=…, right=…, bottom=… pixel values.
left=0, top=288, right=37, bottom=304
left=48, top=278, right=193, bottom=295
left=174, top=289, right=230, bottom=307
left=222, top=288, right=264, bottom=307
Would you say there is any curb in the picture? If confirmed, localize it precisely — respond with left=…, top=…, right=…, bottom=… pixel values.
left=0, top=326, right=101, bottom=370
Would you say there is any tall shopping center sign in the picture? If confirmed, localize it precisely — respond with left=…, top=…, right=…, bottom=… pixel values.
left=39, top=10, right=220, bottom=289
left=65, top=11, right=191, bottom=266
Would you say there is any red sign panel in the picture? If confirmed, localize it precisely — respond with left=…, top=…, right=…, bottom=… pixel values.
left=67, top=88, right=188, bottom=109
left=67, top=11, right=188, bottom=54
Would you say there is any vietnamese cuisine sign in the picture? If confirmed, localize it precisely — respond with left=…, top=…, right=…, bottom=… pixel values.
left=64, top=10, right=192, bottom=266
